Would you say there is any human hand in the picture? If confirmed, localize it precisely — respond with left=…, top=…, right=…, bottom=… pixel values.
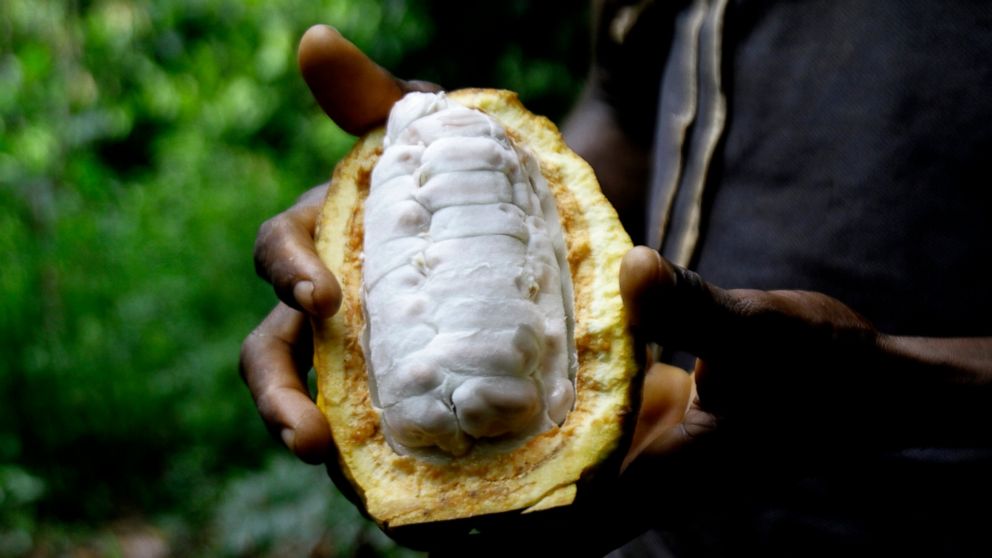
left=617, top=245, right=900, bottom=461
left=239, top=25, right=439, bottom=465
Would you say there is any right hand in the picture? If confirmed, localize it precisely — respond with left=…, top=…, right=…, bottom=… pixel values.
left=239, top=24, right=438, bottom=465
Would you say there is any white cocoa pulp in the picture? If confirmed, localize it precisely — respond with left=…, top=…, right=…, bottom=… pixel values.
left=362, top=92, right=577, bottom=457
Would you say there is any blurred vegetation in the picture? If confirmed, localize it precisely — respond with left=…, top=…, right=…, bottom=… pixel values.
left=0, top=0, right=589, bottom=555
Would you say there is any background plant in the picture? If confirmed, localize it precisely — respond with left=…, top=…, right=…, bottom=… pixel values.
left=0, top=0, right=589, bottom=555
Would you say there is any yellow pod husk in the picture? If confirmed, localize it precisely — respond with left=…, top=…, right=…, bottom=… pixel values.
left=312, top=88, right=638, bottom=531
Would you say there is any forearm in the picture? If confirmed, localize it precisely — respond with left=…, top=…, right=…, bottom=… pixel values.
left=875, top=335, right=992, bottom=445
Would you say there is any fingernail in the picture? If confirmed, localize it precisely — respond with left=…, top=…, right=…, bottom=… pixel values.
left=280, top=427, right=296, bottom=451
left=293, top=280, right=316, bottom=315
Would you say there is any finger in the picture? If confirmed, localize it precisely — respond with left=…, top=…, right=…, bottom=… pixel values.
left=254, top=184, right=342, bottom=318
left=622, top=362, right=694, bottom=470
left=620, top=247, right=876, bottom=355
left=298, top=24, right=441, bottom=135
left=240, top=303, right=332, bottom=464
left=619, top=245, right=743, bottom=358
left=619, top=245, right=671, bottom=329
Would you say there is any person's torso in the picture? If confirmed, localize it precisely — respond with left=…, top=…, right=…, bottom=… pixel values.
left=599, top=0, right=992, bottom=555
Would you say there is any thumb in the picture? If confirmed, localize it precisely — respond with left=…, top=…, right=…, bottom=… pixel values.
left=298, top=25, right=440, bottom=135
left=619, top=246, right=741, bottom=359
left=619, top=246, right=757, bottom=420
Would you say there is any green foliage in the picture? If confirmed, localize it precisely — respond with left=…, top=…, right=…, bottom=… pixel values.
left=0, top=466, right=46, bottom=556
left=212, top=455, right=420, bottom=558
left=0, top=0, right=587, bottom=554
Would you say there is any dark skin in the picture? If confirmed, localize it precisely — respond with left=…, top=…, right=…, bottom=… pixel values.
left=241, top=21, right=992, bottom=554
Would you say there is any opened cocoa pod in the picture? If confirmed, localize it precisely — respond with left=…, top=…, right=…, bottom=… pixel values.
left=312, top=88, right=639, bottom=534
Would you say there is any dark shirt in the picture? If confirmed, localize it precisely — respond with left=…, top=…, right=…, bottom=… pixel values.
left=698, top=0, right=992, bottom=338
left=598, top=0, right=992, bottom=555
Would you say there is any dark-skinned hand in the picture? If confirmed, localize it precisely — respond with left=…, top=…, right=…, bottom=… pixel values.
left=240, top=25, right=437, bottom=467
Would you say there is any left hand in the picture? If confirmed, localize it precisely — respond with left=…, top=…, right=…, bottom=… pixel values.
left=615, top=245, right=959, bottom=461
left=423, top=245, right=892, bottom=556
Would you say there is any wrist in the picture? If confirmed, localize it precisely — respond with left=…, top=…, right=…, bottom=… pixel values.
left=873, top=335, right=992, bottom=445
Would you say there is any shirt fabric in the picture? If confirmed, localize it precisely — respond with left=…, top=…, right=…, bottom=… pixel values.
left=600, top=0, right=992, bottom=555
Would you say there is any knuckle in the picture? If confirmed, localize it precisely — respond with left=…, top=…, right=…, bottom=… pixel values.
left=727, top=288, right=782, bottom=320
left=254, top=385, right=279, bottom=416
left=253, top=217, right=279, bottom=272
left=255, top=385, right=298, bottom=430
left=238, top=329, right=263, bottom=383
left=255, top=216, right=300, bottom=285
left=297, top=183, right=330, bottom=205
left=256, top=213, right=293, bottom=254
left=730, top=294, right=764, bottom=319
left=674, top=265, right=706, bottom=294
left=255, top=214, right=279, bottom=247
